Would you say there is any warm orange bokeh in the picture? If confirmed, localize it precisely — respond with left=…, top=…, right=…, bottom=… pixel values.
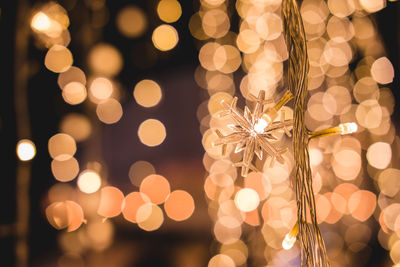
left=140, top=174, right=171, bottom=204
left=164, top=190, right=195, bottom=221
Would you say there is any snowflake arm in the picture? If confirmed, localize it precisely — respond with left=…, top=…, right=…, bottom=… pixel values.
left=212, top=90, right=294, bottom=177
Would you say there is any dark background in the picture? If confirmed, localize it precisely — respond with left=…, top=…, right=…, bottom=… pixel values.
left=0, top=0, right=399, bottom=266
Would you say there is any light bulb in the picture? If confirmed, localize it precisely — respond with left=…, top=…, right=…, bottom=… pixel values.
left=339, top=122, right=358, bottom=135
left=254, top=118, right=269, bottom=134
left=282, top=233, right=296, bottom=250
left=309, top=122, right=358, bottom=139
left=282, top=222, right=299, bottom=250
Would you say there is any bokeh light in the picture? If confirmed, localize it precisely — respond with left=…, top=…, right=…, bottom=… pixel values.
left=348, top=190, right=376, bottom=222
left=208, top=254, right=235, bottom=267
left=234, top=188, right=260, bottom=212
left=137, top=203, right=164, bottom=231
left=157, top=0, right=182, bottom=23
left=62, top=82, right=87, bottom=105
left=164, top=190, right=195, bottom=221
left=202, top=9, right=230, bottom=39
left=77, top=170, right=101, bottom=194
left=57, top=66, right=86, bottom=89
left=48, top=183, right=75, bottom=203
left=152, top=25, right=179, bottom=51
left=88, top=43, right=123, bottom=76
left=97, top=186, right=124, bottom=218
left=208, top=92, right=232, bottom=116
left=30, top=3, right=69, bottom=39
left=89, top=77, right=114, bottom=101
left=96, top=98, right=123, bottom=124
left=116, top=5, right=147, bottom=38
left=31, top=12, right=52, bottom=32
left=51, top=157, right=79, bottom=182
left=244, top=172, right=271, bottom=201
left=45, top=45, right=73, bottom=73
left=122, top=192, right=151, bottom=223
left=45, top=200, right=84, bottom=232
left=214, top=216, right=242, bottom=244
left=220, top=241, right=248, bottom=266
left=378, top=168, right=400, bottom=197
left=366, top=142, right=392, bottom=169
left=140, top=174, right=170, bottom=204
left=255, top=13, right=282, bottom=40
left=86, top=219, right=114, bottom=251
left=48, top=133, right=76, bottom=161
left=133, top=79, right=162, bottom=108
left=359, top=0, right=386, bottom=13
left=59, top=113, right=92, bottom=142
left=16, top=139, right=36, bottom=161
left=236, top=29, right=261, bottom=54
left=128, top=161, right=156, bottom=187
left=138, top=119, right=166, bottom=147
left=371, top=57, right=395, bottom=84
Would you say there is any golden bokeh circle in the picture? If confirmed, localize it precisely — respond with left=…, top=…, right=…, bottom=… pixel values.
left=133, top=79, right=162, bottom=108
left=157, top=0, right=182, bottom=23
left=152, top=25, right=179, bottom=51
left=138, top=119, right=166, bottom=147
left=116, top=5, right=147, bottom=38
left=96, top=98, right=123, bottom=124
left=45, top=45, right=73, bottom=73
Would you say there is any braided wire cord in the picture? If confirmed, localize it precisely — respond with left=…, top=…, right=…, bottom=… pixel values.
left=281, top=0, right=330, bottom=266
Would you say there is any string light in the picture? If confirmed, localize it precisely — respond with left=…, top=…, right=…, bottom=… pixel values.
left=282, top=222, right=299, bottom=250
left=308, top=122, right=358, bottom=139
left=23, top=0, right=400, bottom=266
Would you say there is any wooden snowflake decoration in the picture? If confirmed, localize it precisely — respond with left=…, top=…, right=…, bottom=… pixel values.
left=213, top=90, right=293, bottom=177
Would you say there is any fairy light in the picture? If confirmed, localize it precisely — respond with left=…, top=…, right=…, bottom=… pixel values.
left=24, top=0, right=400, bottom=266
left=253, top=118, right=269, bottom=134
left=260, top=91, right=294, bottom=127
left=339, top=122, right=358, bottom=135
left=282, top=222, right=299, bottom=250
left=309, top=122, right=358, bottom=139
left=282, top=234, right=296, bottom=250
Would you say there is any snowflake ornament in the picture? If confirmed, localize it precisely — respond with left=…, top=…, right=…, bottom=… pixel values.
left=213, top=90, right=294, bottom=177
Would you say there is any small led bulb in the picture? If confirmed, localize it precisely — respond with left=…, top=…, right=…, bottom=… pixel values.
left=339, top=122, right=358, bottom=135
left=254, top=118, right=269, bottom=134
left=282, top=222, right=299, bottom=250
left=309, top=122, right=358, bottom=139
left=282, top=233, right=297, bottom=250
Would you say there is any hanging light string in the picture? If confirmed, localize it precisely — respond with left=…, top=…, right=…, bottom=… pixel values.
left=281, top=0, right=330, bottom=266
